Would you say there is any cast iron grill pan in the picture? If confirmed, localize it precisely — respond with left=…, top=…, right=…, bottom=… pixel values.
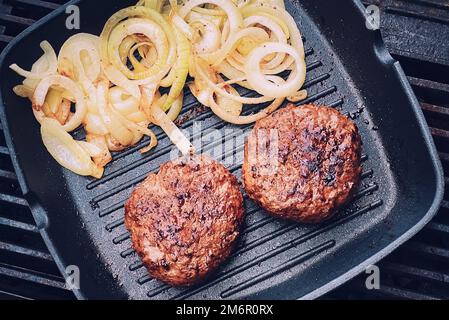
left=0, top=0, right=443, bottom=299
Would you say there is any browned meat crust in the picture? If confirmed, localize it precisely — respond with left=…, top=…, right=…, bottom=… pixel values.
left=125, top=155, right=244, bottom=286
left=242, top=104, right=362, bottom=223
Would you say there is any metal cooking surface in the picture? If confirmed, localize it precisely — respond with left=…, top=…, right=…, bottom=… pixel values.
left=0, top=0, right=448, bottom=300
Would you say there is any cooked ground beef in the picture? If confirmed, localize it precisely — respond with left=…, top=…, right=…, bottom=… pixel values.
left=242, top=104, right=362, bottom=223
left=125, top=155, right=244, bottom=286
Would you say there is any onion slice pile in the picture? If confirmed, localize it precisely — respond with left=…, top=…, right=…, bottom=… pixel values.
left=182, top=0, right=307, bottom=123
left=9, top=0, right=307, bottom=178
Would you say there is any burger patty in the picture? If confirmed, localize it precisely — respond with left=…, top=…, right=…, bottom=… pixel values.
left=242, top=104, right=362, bottom=223
left=125, top=155, right=244, bottom=286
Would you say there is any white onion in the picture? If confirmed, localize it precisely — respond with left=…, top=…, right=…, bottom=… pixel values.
left=58, top=33, right=101, bottom=82
left=245, top=42, right=306, bottom=98
left=41, top=118, right=102, bottom=178
left=179, top=0, right=243, bottom=36
left=84, top=113, right=109, bottom=136
left=195, top=59, right=274, bottom=104
left=104, top=65, right=141, bottom=99
left=200, top=27, right=269, bottom=65
left=10, top=41, right=57, bottom=80
left=108, top=18, right=169, bottom=80
left=109, top=86, right=140, bottom=116
left=242, top=15, right=287, bottom=70
left=172, top=14, right=194, bottom=39
left=32, top=75, right=87, bottom=132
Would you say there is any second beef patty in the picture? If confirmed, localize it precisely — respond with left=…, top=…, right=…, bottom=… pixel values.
left=242, top=104, right=362, bottom=223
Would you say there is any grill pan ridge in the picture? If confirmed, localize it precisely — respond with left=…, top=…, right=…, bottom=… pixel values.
left=0, top=0, right=443, bottom=299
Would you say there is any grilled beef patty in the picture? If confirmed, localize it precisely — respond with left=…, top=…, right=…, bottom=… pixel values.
left=242, top=104, right=362, bottom=223
left=125, top=155, right=244, bottom=286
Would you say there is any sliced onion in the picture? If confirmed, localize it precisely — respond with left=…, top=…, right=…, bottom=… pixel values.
left=77, top=140, right=103, bottom=157
left=100, top=6, right=176, bottom=82
left=287, top=89, right=308, bottom=102
left=109, top=86, right=140, bottom=116
left=126, top=111, right=149, bottom=123
left=142, top=86, right=193, bottom=156
left=58, top=33, right=101, bottom=83
left=162, top=29, right=191, bottom=112
left=190, top=18, right=221, bottom=54
left=29, top=54, right=52, bottom=79
left=151, top=104, right=194, bottom=156
left=140, top=84, right=159, bottom=122
left=108, top=18, right=169, bottom=80
left=106, top=136, right=126, bottom=152
left=44, top=88, right=63, bottom=114
left=172, top=14, right=194, bottom=39
left=186, top=9, right=224, bottom=27
left=178, top=0, right=243, bottom=36
left=200, top=27, right=269, bottom=66
left=118, top=35, right=137, bottom=64
left=13, top=85, right=34, bottom=99
left=166, top=94, right=184, bottom=122
left=195, top=59, right=274, bottom=104
left=84, top=113, right=109, bottom=136
left=54, top=98, right=71, bottom=125
left=86, top=134, right=112, bottom=168
left=110, top=105, right=158, bottom=153
left=192, top=6, right=226, bottom=16
left=40, top=118, right=103, bottom=178
left=214, top=81, right=242, bottom=116
left=208, top=93, right=284, bottom=124
left=242, top=15, right=287, bottom=69
left=104, top=65, right=141, bottom=99
left=245, top=42, right=306, bottom=98
left=128, top=42, right=153, bottom=72
left=189, top=82, right=213, bottom=106
left=32, top=75, right=87, bottom=132
left=215, top=60, right=250, bottom=88
left=241, top=3, right=304, bottom=59
left=242, top=11, right=290, bottom=38
left=96, top=81, right=134, bottom=146
left=10, top=41, right=57, bottom=80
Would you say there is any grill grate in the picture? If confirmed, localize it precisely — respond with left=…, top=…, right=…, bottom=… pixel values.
left=0, top=0, right=448, bottom=300
left=0, top=0, right=74, bottom=300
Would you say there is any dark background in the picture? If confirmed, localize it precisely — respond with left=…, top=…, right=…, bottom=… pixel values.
left=0, top=0, right=448, bottom=299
